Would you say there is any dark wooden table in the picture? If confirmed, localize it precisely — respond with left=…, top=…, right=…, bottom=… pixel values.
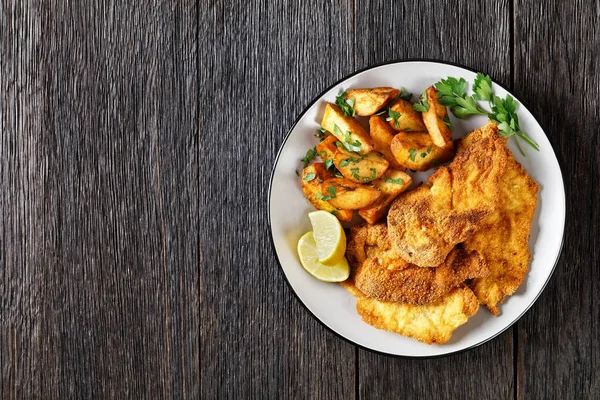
left=1, top=1, right=598, bottom=398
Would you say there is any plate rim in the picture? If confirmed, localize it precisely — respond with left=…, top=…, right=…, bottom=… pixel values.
left=267, top=58, right=566, bottom=358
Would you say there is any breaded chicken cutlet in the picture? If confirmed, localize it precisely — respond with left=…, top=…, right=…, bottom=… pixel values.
left=346, top=223, right=488, bottom=305
left=387, top=123, right=508, bottom=267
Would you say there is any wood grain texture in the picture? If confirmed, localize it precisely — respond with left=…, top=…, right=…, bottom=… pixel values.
left=1, top=1, right=198, bottom=398
left=514, top=1, right=600, bottom=399
left=354, top=1, right=515, bottom=399
left=198, top=1, right=356, bottom=398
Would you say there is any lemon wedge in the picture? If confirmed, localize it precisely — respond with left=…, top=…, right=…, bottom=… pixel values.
left=297, top=231, right=350, bottom=282
left=308, top=210, right=347, bottom=264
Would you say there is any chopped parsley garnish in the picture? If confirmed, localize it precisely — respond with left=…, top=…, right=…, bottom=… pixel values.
left=295, top=169, right=299, bottom=176
left=318, top=185, right=337, bottom=201
left=386, top=177, right=404, bottom=184
left=386, top=108, right=402, bottom=128
left=413, top=91, right=430, bottom=112
left=331, top=210, right=338, bottom=216
left=333, top=124, right=362, bottom=152
left=335, top=91, right=355, bottom=117
left=362, top=168, right=377, bottom=182
left=301, top=147, right=318, bottom=168
left=315, top=127, right=327, bottom=140
left=443, top=115, right=453, bottom=131
left=324, top=159, right=334, bottom=169
left=333, top=170, right=344, bottom=178
left=409, top=148, right=418, bottom=162
left=303, top=173, right=316, bottom=182
left=399, top=87, right=412, bottom=101
left=319, top=150, right=326, bottom=158
left=350, top=167, right=360, bottom=181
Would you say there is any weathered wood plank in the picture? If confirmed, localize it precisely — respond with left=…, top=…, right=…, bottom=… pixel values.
left=514, top=1, right=600, bottom=398
left=198, top=0, right=356, bottom=398
left=1, top=1, right=199, bottom=397
left=354, top=1, right=515, bottom=398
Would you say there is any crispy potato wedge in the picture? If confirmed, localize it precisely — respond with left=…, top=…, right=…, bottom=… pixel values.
left=369, top=115, right=403, bottom=169
left=390, top=132, right=455, bottom=171
left=321, top=178, right=381, bottom=210
left=333, top=148, right=389, bottom=184
left=345, top=87, right=400, bottom=116
left=387, top=98, right=427, bottom=132
left=315, top=135, right=338, bottom=162
left=422, top=86, right=453, bottom=148
left=358, top=169, right=413, bottom=224
left=321, top=103, right=373, bottom=154
left=301, top=164, right=353, bottom=221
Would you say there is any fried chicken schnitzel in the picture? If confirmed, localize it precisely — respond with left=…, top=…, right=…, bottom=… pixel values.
left=387, top=123, right=508, bottom=267
left=346, top=223, right=488, bottom=304
left=463, top=137, right=539, bottom=315
left=356, top=285, right=479, bottom=344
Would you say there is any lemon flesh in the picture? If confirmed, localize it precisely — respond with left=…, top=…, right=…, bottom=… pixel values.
left=308, top=210, right=347, bottom=264
left=297, top=232, right=350, bottom=282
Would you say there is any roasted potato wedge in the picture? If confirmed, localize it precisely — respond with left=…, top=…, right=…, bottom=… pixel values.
left=315, top=135, right=338, bottom=162
left=321, top=178, right=381, bottom=210
left=333, top=148, right=389, bottom=183
left=321, top=103, right=373, bottom=154
left=422, top=86, right=453, bottom=148
left=369, top=115, right=403, bottom=169
left=345, top=87, right=400, bottom=116
left=387, top=98, right=427, bottom=132
left=358, top=169, right=413, bottom=224
left=301, top=164, right=353, bottom=221
left=390, top=132, right=455, bottom=171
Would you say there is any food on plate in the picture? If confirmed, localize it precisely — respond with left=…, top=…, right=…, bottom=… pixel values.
left=301, top=164, right=353, bottom=222
left=346, top=223, right=488, bottom=305
left=464, top=140, right=540, bottom=315
left=321, top=103, right=373, bottom=154
left=389, top=131, right=455, bottom=171
left=355, top=285, right=479, bottom=344
left=386, top=98, right=427, bottom=132
left=308, top=210, right=346, bottom=264
left=387, top=122, right=509, bottom=267
left=320, top=178, right=381, bottom=210
left=369, top=115, right=404, bottom=169
left=295, top=74, right=541, bottom=345
left=344, top=87, right=400, bottom=116
left=420, top=86, right=453, bottom=148
left=357, top=169, right=412, bottom=224
left=333, top=148, right=389, bottom=183
left=297, top=231, right=349, bottom=282
left=315, top=135, right=338, bottom=162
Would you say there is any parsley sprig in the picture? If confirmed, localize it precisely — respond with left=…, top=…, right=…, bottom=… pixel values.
left=335, top=91, right=355, bottom=117
left=333, top=124, right=362, bottom=152
left=434, top=73, right=539, bottom=155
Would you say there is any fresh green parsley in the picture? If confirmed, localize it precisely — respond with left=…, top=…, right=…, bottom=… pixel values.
left=315, top=127, right=327, bottom=140
left=333, top=170, right=344, bottom=178
left=442, top=115, right=453, bottom=131
left=303, top=173, right=316, bottom=182
left=334, top=124, right=362, bottom=152
left=319, top=150, right=326, bottom=158
left=421, top=145, right=433, bottom=157
left=472, top=73, right=493, bottom=102
left=301, top=147, right=318, bottom=168
left=399, top=87, right=412, bottom=101
left=319, top=185, right=337, bottom=201
left=386, top=108, right=402, bottom=128
left=434, top=74, right=539, bottom=154
left=363, top=168, right=377, bottom=183
left=331, top=210, right=338, bottom=216
left=324, top=159, right=334, bottom=169
left=386, top=177, right=404, bottom=185
left=413, top=90, right=430, bottom=112
left=335, top=91, right=355, bottom=117
left=350, top=167, right=360, bottom=181
left=408, top=148, right=418, bottom=162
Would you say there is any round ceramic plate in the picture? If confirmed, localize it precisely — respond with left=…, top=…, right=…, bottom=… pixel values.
left=268, top=60, right=565, bottom=357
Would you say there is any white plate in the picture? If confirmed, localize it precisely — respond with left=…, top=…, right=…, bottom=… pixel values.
left=268, top=60, right=565, bottom=357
